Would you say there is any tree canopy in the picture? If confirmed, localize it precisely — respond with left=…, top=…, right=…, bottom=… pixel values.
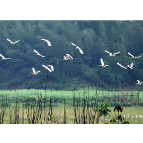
left=0, top=20, right=143, bottom=90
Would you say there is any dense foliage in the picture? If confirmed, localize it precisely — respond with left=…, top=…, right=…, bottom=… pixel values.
left=0, top=20, right=143, bottom=90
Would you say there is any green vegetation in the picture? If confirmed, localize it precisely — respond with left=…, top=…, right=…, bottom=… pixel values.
left=0, top=88, right=142, bottom=124
left=1, top=20, right=143, bottom=123
left=98, top=101, right=111, bottom=123
left=0, top=21, right=143, bottom=90
left=0, top=88, right=143, bottom=106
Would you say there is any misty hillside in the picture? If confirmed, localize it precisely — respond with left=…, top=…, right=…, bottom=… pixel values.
left=0, top=20, right=143, bottom=90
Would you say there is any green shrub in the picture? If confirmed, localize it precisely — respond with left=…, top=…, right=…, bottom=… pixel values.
left=25, top=97, right=36, bottom=102
left=122, top=102, right=132, bottom=107
left=139, top=102, right=143, bottom=106
left=110, top=102, right=121, bottom=107
left=1, top=102, right=11, bottom=107
left=23, top=102, right=30, bottom=106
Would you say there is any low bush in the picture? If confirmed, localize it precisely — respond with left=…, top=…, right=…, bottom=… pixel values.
left=122, top=102, right=132, bottom=107
left=139, top=102, right=143, bottom=106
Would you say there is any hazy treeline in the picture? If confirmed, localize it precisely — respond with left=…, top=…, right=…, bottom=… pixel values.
left=0, top=20, right=143, bottom=90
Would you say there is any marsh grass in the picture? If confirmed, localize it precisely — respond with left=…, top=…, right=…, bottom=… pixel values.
left=0, top=88, right=143, bottom=106
left=0, top=86, right=143, bottom=124
left=1, top=103, right=143, bottom=124
left=0, top=88, right=98, bottom=124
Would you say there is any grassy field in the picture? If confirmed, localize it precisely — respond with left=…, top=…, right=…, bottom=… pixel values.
left=1, top=105, right=143, bottom=124
left=0, top=88, right=143, bottom=124
left=0, top=87, right=142, bottom=104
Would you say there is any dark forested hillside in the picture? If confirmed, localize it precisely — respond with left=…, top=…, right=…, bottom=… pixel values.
left=0, top=20, right=143, bottom=90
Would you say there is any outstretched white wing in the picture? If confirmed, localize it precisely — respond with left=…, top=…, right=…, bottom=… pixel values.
left=0, top=54, right=5, bottom=58
left=47, top=68, right=52, bottom=72
left=42, top=65, right=52, bottom=72
left=51, top=65, right=54, bottom=71
left=78, top=48, right=84, bottom=54
left=128, top=52, right=134, bottom=57
left=7, top=39, right=13, bottom=43
left=46, top=40, right=51, bottom=46
left=47, top=65, right=54, bottom=71
left=32, top=68, right=35, bottom=74
left=41, top=39, right=51, bottom=46
left=135, top=56, right=141, bottom=58
left=14, top=40, right=20, bottom=44
left=34, top=50, right=45, bottom=57
left=100, top=58, right=104, bottom=66
left=34, top=49, right=39, bottom=54
left=117, top=63, right=122, bottom=66
left=66, top=54, right=70, bottom=56
left=71, top=43, right=77, bottom=47
left=117, top=63, right=127, bottom=69
left=114, top=51, right=120, bottom=55
left=137, top=80, right=140, bottom=84
left=130, top=63, right=134, bottom=68
left=42, top=65, right=47, bottom=68
left=63, top=56, right=66, bottom=60
left=5, top=58, right=11, bottom=60
left=105, top=50, right=111, bottom=54
left=70, top=56, right=73, bottom=60
left=50, top=66, right=54, bottom=71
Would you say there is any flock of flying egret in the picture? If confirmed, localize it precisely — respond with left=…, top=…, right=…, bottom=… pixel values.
left=100, top=50, right=142, bottom=85
left=0, top=39, right=84, bottom=79
left=0, top=38, right=142, bottom=86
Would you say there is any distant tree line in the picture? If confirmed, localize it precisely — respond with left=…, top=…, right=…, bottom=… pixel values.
left=0, top=20, right=143, bottom=90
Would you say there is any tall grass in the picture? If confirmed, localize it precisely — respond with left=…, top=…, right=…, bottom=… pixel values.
left=0, top=88, right=97, bottom=123
left=0, top=86, right=143, bottom=124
